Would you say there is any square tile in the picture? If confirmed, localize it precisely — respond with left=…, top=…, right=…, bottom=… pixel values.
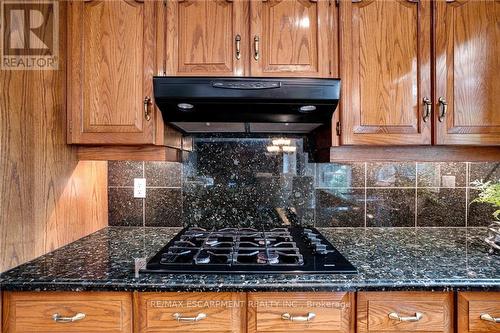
left=108, top=188, right=143, bottom=226
left=315, top=163, right=365, bottom=188
left=417, top=188, right=466, bottom=227
left=469, top=162, right=500, bottom=184
left=366, top=189, right=415, bottom=227
left=315, top=189, right=365, bottom=227
left=417, top=162, right=467, bottom=187
left=145, top=162, right=182, bottom=187
left=145, top=188, right=182, bottom=227
left=468, top=188, right=499, bottom=227
left=367, top=162, right=416, bottom=187
left=108, top=161, right=143, bottom=187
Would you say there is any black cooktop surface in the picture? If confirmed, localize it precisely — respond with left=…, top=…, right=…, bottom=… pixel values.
left=142, top=227, right=357, bottom=274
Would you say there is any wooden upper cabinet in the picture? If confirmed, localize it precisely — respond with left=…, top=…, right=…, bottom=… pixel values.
left=165, top=0, right=248, bottom=76
left=340, top=0, right=432, bottom=145
left=67, top=0, right=156, bottom=145
left=434, top=0, right=500, bottom=145
left=249, top=0, right=331, bottom=77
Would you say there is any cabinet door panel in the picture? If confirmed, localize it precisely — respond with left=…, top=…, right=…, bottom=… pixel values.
left=250, top=0, right=331, bottom=77
left=435, top=0, right=500, bottom=145
left=68, top=0, right=156, bottom=144
left=165, top=0, right=248, bottom=76
left=340, top=0, right=431, bottom=145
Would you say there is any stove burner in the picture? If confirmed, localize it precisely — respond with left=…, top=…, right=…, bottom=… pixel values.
left=257, top=251, right=279, bottom=264
left=143, top=227, right=357, bottom=274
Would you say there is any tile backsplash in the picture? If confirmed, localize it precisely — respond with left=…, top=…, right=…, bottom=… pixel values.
left=108, top=138, right=499, bottom=228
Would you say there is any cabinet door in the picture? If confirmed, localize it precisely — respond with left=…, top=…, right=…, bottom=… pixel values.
left=165, top=0, right=248, bottom=76
left=68, top=0, right=156, bottom=144
left=340, top=0, right=432, bottom=145
left=249, top=0, right=331, bottom=77
left=434, top=0, right=500, bottom=145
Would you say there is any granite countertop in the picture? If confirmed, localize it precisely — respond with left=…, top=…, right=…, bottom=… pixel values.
left=1, top=227, right=499, bottom=292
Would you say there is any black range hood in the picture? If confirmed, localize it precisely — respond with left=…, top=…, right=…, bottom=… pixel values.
left=153, top=76, right=340, bottom=161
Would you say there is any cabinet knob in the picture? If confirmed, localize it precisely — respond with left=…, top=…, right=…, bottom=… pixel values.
left=172, top=312, right=207, bottom=322
left=52, top=312, right=86, bottom=323
left=281, top=312, right=316, bottom=322
left=253, top=36, right=260, bottom=61
left=388, top=312, right=423, bottom=322
left=438, top=97, right=448, bottom=122
left=422, top=97, right=431, bottom=122
left=144, top=96, right=152, bottom=121
left=480, top=313, right=500, bottom=323
left=235, top=34, right=241, bottom=60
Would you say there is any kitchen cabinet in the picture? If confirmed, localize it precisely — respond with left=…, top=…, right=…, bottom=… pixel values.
left=357, top=292, right=454, bottom=333
left=434, top=0, right=500, bottom=145
left=136, top=292, right=246, bottom=333
left=165, top=0, right=248, bottom=76
left=165, top=0, right=333, bottom=78
left=67, top=0, right=158, bottom=145
left=458, top=292, right=500, bottom=333
left=339, top=0, right=432, bottom=145
left=249, top=0, right=332, bottom=77
left=2, top=292, right=132, bottom=333
left=247, top=292, right=354, bottom=333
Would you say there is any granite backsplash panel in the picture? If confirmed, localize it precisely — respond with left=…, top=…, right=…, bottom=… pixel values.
left=108, top=138, right=500, bottom=228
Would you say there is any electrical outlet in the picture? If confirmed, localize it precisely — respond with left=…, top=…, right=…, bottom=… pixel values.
left=134, top=178, right=146, bottom=198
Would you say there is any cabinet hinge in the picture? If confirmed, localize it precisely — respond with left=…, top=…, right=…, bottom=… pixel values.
left=336, top=121, right=341, bottom=136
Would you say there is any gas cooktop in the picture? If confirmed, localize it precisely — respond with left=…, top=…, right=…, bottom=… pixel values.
left=142, top=227, right=357, bottom=274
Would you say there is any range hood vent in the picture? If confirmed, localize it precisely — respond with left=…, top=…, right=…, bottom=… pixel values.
left=153, top=76, right=340, bottom=134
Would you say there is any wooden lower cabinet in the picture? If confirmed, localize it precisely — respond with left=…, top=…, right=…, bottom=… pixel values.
left=458, top=292, right=500, bottom=333
left=247, top=292, right=354, bottom=333
left=135, top=292, right=245, bottom=333
left=2, top=291, right=132, bottom=333
left=357, top=292, right=454, bottom=333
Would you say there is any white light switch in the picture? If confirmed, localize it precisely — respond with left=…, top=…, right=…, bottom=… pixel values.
left=134, top=178, right=146, bottom=198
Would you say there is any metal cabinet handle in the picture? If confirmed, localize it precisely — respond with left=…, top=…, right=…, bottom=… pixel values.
left=253, top=35, right=260, bottom=61
left=422, top=97, right=431, bottom=122
left=52, top=312, right=86, bottom=323
left=144, top=96, right=152, bottom=121
left=481, top=313, right=500, bottom=323
left=388, top=312, right=423, bottom=322
left=235, top=34, right=241, bottom=60
left=172, top=312, right=207, bottom=322
left=281, top=312, right=316, bottom=322
left=438, top=97, right=448, bottom=122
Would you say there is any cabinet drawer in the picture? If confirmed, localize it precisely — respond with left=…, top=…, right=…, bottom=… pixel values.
left=247, top=292, right=354, bottom=333
left=136, top=292, right=245, bottom=333
left=357, top=292, right=453, bottom=333
left=2, top=292, right=132, bottom=333
left=458, top=292, right=500, bottom=333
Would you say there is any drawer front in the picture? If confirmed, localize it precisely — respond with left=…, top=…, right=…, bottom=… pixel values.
left=2, top=292, right=132, bottom=333
left=247, top=292, right=354, bottom=333
left=357, top=292, right=453, bottom=333
left=137, top=292, right=245, bottom=333
left=458, top=292, right=500, bottom=333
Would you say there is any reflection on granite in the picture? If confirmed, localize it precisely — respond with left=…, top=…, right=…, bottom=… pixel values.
left=315, top=163, right=365, bottom=188
left=316, top=189, right=365, bottom=227
left=367, top=162, right=416, bottom=187
left=417, top=162, right=467, bottom=187
left=182, top=138, right=312, bottom=227
left=417, top=188, right=466, bottom=227
left=468, top=189, right=498, bottom=227
left=366, top=189, right=415, bottom=227
left=1, top=227, right=498, bottom=292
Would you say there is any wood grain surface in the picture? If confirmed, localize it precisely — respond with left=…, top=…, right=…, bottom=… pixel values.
left=458, top=292, right=500, bottom=333
left=0, top=1, right=107, bottom=273
left=434, top=0, right=500, bottom=145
